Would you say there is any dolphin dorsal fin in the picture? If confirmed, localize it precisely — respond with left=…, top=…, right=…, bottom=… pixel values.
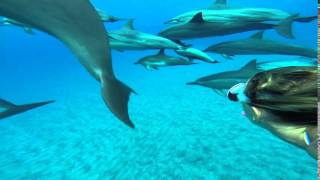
left=250, top=31, right=264, bottom=39
left=123, top=19, right=135, bottom=30
left=158, top=49, right=166, bottom=55
left=241, top=59, right=257, bottom=71
left=190, top=12, right=205, bottom=23
left=0, top=99, right=16, bottom=109
left=208, top=0, right=227, bottom=9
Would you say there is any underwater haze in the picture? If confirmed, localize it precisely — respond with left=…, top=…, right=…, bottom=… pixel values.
left=0, top=0, right=317, bottom=179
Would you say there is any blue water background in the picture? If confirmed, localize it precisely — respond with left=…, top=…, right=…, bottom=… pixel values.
left=0, top=0, right=317, bottom=179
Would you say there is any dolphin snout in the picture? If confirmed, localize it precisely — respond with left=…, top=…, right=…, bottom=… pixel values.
left=186, top=81, right=199, bottom=85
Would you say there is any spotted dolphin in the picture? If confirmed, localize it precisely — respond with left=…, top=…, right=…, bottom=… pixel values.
left=159, top=12, right=297, bottom=40
left=109, top=19, right=182, bottom=51
left=187, top=59, right=260, bottom=95
left=204, top=31, right=317, bottom=59
left=0, top=0, right=136, bottom=128
left=165, top=0, right=316, bottom=25
left=135, top=49, right=196, bottom=70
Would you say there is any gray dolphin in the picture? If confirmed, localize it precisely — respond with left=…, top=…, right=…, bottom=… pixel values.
left=187, top=58, right=316, bottom=95
left=135, top=49, right=196, bottom=70
left=227, top=66, right=317, bottom=159
left=159, top=12, right=296, bottom=40
left=165, top=0, right=316, bottom=24
left=0, top=17, right=34, bottom=34
left=0, top=0, right=136, bottom=128
left=109, top=19, right=182, bottom=51
left=205, top=31, right=317, bottom=59
left=0, top=99, right=54, bottom=120
left=187, top=59, right=260, bottom=95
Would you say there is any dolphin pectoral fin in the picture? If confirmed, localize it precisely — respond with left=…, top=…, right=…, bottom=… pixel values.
left=145, top=65, right=156, bottom=71
left=0, top=100, right=54, bottom=120
left=23, top=27, right=34, bottom=34
left=221, top=54, right=233, bottom=60
left=275, top=14, right=299, bottom=39
left=101, top=79, right=136, bottom=128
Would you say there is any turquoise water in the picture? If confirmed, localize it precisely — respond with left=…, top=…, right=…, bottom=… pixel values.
left=0, top=0, right=317, bottom=179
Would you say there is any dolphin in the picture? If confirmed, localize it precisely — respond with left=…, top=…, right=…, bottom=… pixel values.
left=204, top=31, right=317, bottom=59
left=175, top=47, right=218, bottom=63
left=135, top=49, right=197, bottom=70
left=187, top=59, right=260, bottom=95
left=0, top=0, right=136, bottom=128
left=227, top=66, right=317, bottom=159
left=0, top=17, right=34, bottom=34
left=187, top=58, right=316, bottom=95
left=0, top=99, right=54, bottom=120
left=159, top=12, right=296, bottom=40
left=96, top=9, right=127, bottom=23
left=164, top=0, right=316, bottom=24
left=109, top=19, right=183, bottom=51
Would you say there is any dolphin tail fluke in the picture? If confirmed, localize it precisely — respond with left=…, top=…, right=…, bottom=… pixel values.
left=0, top=100, right=54, bottom=120
left=275, top=14, right=299, bottom=39
left=101, top=78, right=136, bottom=128
left=295, top=16, right=317, bottom=23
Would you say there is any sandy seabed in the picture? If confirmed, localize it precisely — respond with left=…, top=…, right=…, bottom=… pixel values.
left=0, top=54, right=317, bottom=179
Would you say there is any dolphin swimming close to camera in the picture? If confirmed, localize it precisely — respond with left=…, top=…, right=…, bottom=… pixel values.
left=109, top=19, right=183, bottom=51
left=204, top=31, right=317, bottom=59
left=187, top=59, right=260, bottom=95
left=0, top=0, right=136, bottom=128
left=0, top=99, right=54, bottom=120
